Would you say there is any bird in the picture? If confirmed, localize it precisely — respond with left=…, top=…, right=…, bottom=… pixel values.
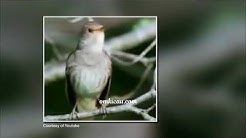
left=65, top=21, right=112, bottom=120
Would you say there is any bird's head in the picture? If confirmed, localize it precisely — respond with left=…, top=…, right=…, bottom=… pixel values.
left=78, top=21, right=105, bottom=51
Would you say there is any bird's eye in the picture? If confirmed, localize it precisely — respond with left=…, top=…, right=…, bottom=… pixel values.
left=88, top=28, right=93, bottom=33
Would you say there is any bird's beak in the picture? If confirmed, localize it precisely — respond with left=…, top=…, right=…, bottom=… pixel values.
left=92, top=27, right=104, bottom=32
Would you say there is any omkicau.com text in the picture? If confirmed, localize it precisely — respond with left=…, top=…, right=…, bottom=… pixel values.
left=43, top=124, right=80, bottom=128
left=99, top=98, right=137, bottom=105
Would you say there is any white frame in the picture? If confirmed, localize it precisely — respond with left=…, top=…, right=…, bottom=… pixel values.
left=43, top=16, right=158, bottom=123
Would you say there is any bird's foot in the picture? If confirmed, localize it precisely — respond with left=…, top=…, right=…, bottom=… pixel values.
left=68, top=110, right=79, bottom=120
left=100, top=104, right=108, bottom=119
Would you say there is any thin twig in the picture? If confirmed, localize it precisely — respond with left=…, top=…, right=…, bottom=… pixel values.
left=105, top=21, right=156, bottom=51
left=131, top=63, right=154, bottom=93
left=151, top=67, right=157, bottom=90
left=110, top=63, right=154, bottom=100
left=69, top=17, right=94, bottom=23
left=45, top=36, right=63, bottom=60
left=69, top=17, right=84, bottom=23
left=145, top=103, right=156, bottom=113
left=131, top=40, right=156, bottom=64
left=128, top=106, right=155, bottom=121
left=111, top=50, right=155, bottom=66
left=45, top=61, right=66, bottom=83
left=111, top=40, right=156, bottom=66
left=87, top=17, right=94, bottom=22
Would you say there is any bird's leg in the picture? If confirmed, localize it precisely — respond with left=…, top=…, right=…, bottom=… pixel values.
left=101, top=103, right=108, bottom=119
left=68, top=100, right=79, bottom=120
left=97, top=98, right=108, bottom=119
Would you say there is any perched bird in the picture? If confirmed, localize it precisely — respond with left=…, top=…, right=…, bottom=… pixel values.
left=65, top=21, right=112, bottom=120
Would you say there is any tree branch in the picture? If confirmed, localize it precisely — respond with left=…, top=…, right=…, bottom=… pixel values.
left=109, top=63, right=154, bottom=101
left=69, top=17, right=94, bottom=23
left=111, top=51, right=155, bottom=66
left=45, top=36, right=63, bottom=61
left=111, top=39, right=156, bottom=66
left=45, top=61, right=65, bottom=83
left=44, top=89, right=156, bottom=121
left=105, top=21, right=156, bottom=51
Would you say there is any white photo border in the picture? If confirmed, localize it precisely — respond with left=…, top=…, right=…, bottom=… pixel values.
left=43, top=16, right=158, bottom=123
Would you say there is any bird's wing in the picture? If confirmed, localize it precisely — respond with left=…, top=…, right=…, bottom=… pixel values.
left=65, top=52, right=77, bottom=107
left=96, top=50, right=112, bottom=108
left=65, top=73, right=76, bottom=107
left=96, top=73, right=111, bottom=108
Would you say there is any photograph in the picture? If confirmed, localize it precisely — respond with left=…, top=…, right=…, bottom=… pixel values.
left=43, top=16, right=157, bottom=122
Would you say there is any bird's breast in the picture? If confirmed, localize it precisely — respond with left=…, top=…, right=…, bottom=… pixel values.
left=72, top=64, right=109, bottom=97
left=67, top=50, right=111, bottom=98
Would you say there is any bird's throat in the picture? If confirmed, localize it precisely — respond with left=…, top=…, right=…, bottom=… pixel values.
left=77, top=38, right=104, bottom=52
